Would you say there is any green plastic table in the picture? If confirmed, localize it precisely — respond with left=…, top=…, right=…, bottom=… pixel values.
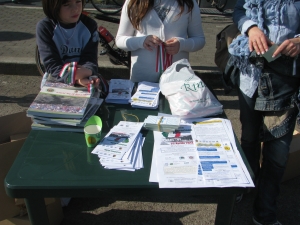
left=5, top=97, right=254, bottom=225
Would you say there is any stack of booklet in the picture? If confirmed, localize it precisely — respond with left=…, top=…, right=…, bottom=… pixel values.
left=105, top=79, right=134, bottom=104
left=130, top=81, right=160, bottom=109
left=27, top=80, right=103, bottom=132
left=91, top=121, right=144, bottom=171
left=143, top=115, right=181, bottom=132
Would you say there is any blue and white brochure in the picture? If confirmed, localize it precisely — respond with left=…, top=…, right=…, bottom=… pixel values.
left=92, top=121, right=144, bottom=160
left=105, top=79, right=134, bottom=104
left=131, top=81, right=160, bottom=109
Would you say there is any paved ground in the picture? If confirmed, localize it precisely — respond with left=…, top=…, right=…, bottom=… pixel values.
left=0, top=1, right=300, bottom=225
left=0, top=0, right=235, bottom=77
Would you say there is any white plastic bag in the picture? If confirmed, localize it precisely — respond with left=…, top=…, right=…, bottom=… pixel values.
left=159, top=59, right=223, bottom=118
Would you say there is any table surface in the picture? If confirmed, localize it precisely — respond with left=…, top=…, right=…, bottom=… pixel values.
left=5, top=96, right=254, bottom=198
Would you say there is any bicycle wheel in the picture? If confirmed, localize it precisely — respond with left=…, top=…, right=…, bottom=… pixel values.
left=91, top=0, right=122, bottom=15
left=214, top=0, right=227, bottom=12
left=35, top=45, right=45, bottom=76
left=112, top=0, right=123, bottom=6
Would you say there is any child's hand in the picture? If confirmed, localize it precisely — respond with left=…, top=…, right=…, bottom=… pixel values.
left=76, top=76, right=100, bottom=89
left=75, top=65, right=93, bottom=80
left=89, top=76, right=100, bottom=89
left=164, top=38, right=180, bottom=55
left=74, top=65, right=100, bottom=88
left=143, top=35, right=163, bottom=51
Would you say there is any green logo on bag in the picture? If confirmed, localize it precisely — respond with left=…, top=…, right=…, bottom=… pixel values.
left=181, top=81, right=206, bottom=92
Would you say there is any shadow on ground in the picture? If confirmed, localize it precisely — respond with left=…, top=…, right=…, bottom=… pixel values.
left=0, top=31, right=34, bottom=41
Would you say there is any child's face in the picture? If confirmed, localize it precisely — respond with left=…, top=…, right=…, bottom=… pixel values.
left=59, top=0, right=82, bottom=24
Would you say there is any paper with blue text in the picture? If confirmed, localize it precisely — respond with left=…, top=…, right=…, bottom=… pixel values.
left=150, top=117, right=254, bottom=188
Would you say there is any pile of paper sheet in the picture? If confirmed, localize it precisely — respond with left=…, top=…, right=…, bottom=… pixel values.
left=143, top=115, right=181, bottom=132
left=105, top=79, right=134, bottom=104
left=91, top=121, right=144, bottom=171
left=130, top=81, right=160, bottom=109
left=149, top=117, right=255, bottom=188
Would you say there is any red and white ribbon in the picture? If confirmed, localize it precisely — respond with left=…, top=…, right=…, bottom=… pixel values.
left=156, top=44, right=172, bottom=74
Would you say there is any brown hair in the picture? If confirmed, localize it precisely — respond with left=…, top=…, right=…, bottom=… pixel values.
left=42, top=0, right=85, bottom=21
left=127, top=0, right=194, bottom=30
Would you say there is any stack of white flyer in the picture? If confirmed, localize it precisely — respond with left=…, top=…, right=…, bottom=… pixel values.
left=143, top=115, right=181, bottom=132
left=91, top=121, right=144, bottom=171
left=149, top=117, right=255, bottom=188
left=105, top=79, right=134, bottom=104
left=130, top=81, right=160, bottom=109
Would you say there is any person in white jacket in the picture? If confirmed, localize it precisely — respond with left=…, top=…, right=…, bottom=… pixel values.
left=116, top=0, right=205, bottom=82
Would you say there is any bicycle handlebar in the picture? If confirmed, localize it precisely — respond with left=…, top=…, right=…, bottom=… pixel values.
left=97, top=26, right=130, bottom=68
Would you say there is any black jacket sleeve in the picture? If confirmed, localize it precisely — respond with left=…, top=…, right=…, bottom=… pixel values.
left=36, top=18, right=65, bottom=79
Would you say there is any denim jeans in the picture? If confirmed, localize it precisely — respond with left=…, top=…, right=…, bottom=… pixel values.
left=238, top=87, right=297, bottom=222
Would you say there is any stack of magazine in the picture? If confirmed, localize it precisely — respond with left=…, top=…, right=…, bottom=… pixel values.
left=105, top=79, right=134, bottom=104
left=130, top=81, right=160, bottom=109
left=27, top=80, right=103, bottom=132
left=91, top=121, right=144, bottom=171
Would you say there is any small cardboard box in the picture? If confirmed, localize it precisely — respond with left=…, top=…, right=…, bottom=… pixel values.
left=0, top=112, right=63, bottom=225
left=0, top=112, right=64, bottom=225
left=0, top=198, right=64, bottom=225
left=282, top=130, right=300, bottom=182
left=0, top=112, right=32, bottom=221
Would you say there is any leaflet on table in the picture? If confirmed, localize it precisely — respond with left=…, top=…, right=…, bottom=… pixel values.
left=152, top=126, right=199, bottom=188
left=222, top=119, right=255, bottom=186
left=99, top=140, right=138, bottom=169
left=152, top=123, right=199, bottom=187
left=99, top=134, right=145, bottom=171
left=149, top=114, right=196, bottom=183
left=149, top=145, right=158, bottom=182
left=92, top=121, right=144, bottom=160
left=127, top=135, right=145, bottom=169
left=136, top=137, right=144, bottom=169
left=149, top=116, right=193, bottom=182
left=131, top=81, right=160, bottom=108
left=150, top=118, right=254, bottom=188
left=131, top=94, right=159, bottom=109
left=105, top=137, right=144, bottom=171
left=105, top=79, right=134, bottom=104
left=192, top=118, right=254, bottom=187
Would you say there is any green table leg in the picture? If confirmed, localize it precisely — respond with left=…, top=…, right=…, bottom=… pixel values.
left=215, top=194, right=236, bottom=225
left=25, top=198, right=50, bottom=225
